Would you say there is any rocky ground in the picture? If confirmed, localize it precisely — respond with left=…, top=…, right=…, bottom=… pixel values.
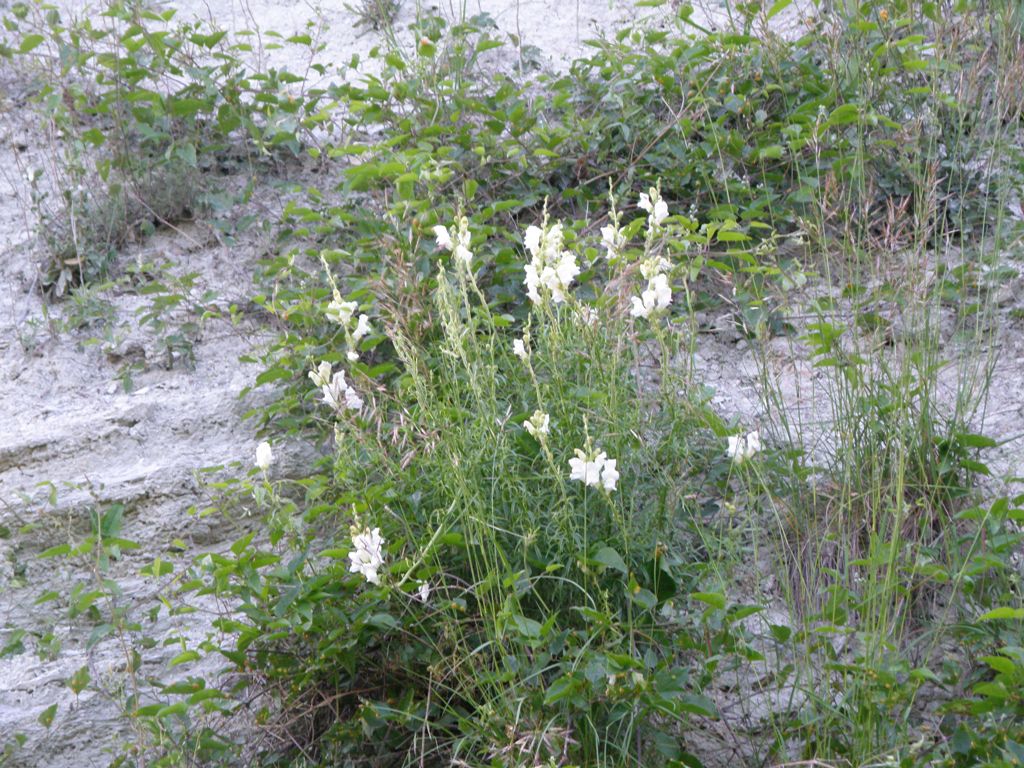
left=1, top=0, right=1022, bottom=766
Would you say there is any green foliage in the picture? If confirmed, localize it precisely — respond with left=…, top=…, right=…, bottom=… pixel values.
left=4, top=0, right=330, bottom=293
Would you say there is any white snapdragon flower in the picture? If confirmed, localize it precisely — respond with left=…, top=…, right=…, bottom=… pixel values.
left=554, top=252, right=580, bottom=293
left=513, top=337, right=528, bottom=360
left=600, top=223, right=626, bottom=260
left=569, top=449, right=618, bottom=491
left=638, top=188, right=669, bottom=226
left=255, top=441, right=274, bottom=471
left=453, top=218, right=473, bottom=267
left=343, top=387, right=363, bottom=410
left=524, top=410, right=550, bottom=440
left=640, top=256, right=672, bottom=281
left=524, top=225, right=543, bottom=257
left=322, top=371, right=363, bottom=412
left=600, top=459, right=619, bottom=491
left=630, top=273, right=672, bottom=319
left=726, top=435, right=744, bottom=462
left=524, top=263, right=541, bottom=303
left=435, top=218, right=473, bottom=266
left=569, top=450, right=604, bottom=486
left=653, top=199, right=669, bottom=225
left=308, top=360, right=333, bottom=388
left=433, top=224, right=453, bottom=251
left=326, top=290, right=358, bottom=326
left=321, top=372, right=348, bottom=410
left=523, top=220, right=578, bottom=305
left=349, top=527, right=385, bottom=584
left=352, top=314, right=372, bottom=342
left=727, top=431, right=762, bottom=464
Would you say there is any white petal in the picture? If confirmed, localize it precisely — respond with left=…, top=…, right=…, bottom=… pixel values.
left=433, top=225, right=453, bottom=250
left=255, top=441, right=274, bottom=470
left=524, top=225, right=543, bottom=257
left=601, top=459, right=619, bottom=491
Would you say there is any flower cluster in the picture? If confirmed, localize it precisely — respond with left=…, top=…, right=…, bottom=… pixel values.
left=638, top=187, right=669, bottom=226
left=349, top=526, right=385, bottom=584
left=523, top=220, right=579, bottom=304
left=523, top=410, right=550, bottom=440
left=600, top=221, right=626, bottom=260
left=630, top=255, right=673, bottom=319
left=433, top=216, right=473, bottom=267
left=726, top=431, right=762, bottom=465
left=513, top=335, right=529, bottom=361
left=310, top=361, right=363, bottom=412
left=325, top=289, right=357, bottom=326
left=569, top=449, right=619, bottom=491
left=326, top=288, right=372, bottom=361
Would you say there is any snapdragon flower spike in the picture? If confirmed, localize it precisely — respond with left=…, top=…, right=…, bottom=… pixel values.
left=726, top=430, right=762, bottom=464
left=524, top=410, right=550, bottom=440
left=433, top=218, right=473, bottom=267
left=322, top=370, right=363, bottom=412
left=640, top=256, right=671, bottom=280
left=326, top=289, right=358, bottom=325
left=638, top=187, right=669, bottom=226
left=600, top=223, right=626, bottom=260
left=352, top=314, right=372, bottom=342
left=523, top=220, right=579, bottom=304
left=349, top=527, right=385, bottom=584
left=309, top=360, right=333, bottom=388
left=453, top=217, right=473, bottom=267
left=630, top=273, right=672, bottom=319
left=568, top=449, right=619, bottom=491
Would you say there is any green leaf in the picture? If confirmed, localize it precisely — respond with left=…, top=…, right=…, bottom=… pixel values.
left=140, top=557, right=174, bottom=577
left=38, top=704, right=57, bottom=728
left=69, top=666, right=91, bottom=695
left=86, top=624, right=114, bottom=650
left=156, top=701, right=189, bottom=719
left=766, top=0, right=792, bottom=19
left=18, top=34, right=44, bottom=53
left=690, top=591, right=726, bottom=610
left=510, top=614, right=542, bottom=639
left=170, top=650, right=201, bottom=667
left=593, top=546, right=628, bottom=575
left=954, top=434, right=995, bottom=450
left=39, top=543, right=71, bottom=559
left=827, top=104, right=860, bottom=126
left=979, top=607, right=1024, bottom=621
left=168, top=98, right=208, bottom=118
left=677, top=693, right=717, bottom=717
left=980, top=655, right=1016, bottom=675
